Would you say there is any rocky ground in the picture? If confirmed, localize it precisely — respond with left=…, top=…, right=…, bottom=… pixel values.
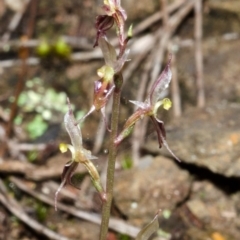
left=0, top=0, right=240, bottom=239
left=114, top=1, right=240, bottom=239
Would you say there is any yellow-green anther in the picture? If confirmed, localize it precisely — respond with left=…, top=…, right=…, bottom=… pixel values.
left=153, top=98, right=172, bottom=115
left=104, top=0, right=111, bottom=6
left=127, top=24, right=133, bottom=38
left=97, top=65, right=114, bottom=82
left=59, top=143, right=77, bottom=160
left=162, top=98, right=172, bottom=110
left=59, top=143, right=68, bottom=153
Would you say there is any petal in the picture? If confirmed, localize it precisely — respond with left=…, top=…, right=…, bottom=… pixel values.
left=148, top=56, right=172, bottom=106
left=61, top=160, right=78, bottom=183
left=98, top=36, right=117, bottom=67
left=83, top=148, right=98, bottom=160
left=55, top=160, right=78, bottom=211
left=150, top=117, right=166, bottom=147
left=113, top=48, right=130, bottom=73
left=97, top=65, right=115, bottom=82
left=129, top=100, right=149, bottom=109
left=96, top=15, right=114, bottom=31
left=150, top=116, right=180, bottom=162
left=94, top=15, right=114, bottom=47
left=116, top=7, right=127, bottom=21
left=64, top=98, right=83, bottom=149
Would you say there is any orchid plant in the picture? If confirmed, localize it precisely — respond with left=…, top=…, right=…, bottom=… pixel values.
left=56, top=0, right=179, bottom=239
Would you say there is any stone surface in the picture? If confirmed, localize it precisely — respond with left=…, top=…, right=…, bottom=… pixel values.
left=187, top=180, right=240, bottom=239
left=114, top=155, right=191, bottom=226
left=145, top=103, right=240, bottom=178
left=122, top=0, right=157, bottom=21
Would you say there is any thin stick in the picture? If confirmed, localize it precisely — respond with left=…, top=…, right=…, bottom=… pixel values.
left=0, top=179, right=69, bottom=240
left=138, top=0, right=194, bottom=159
left=161, top=0, right=169, bottom=31
left=10, top=176, right=140, bottom=237
left=170, top=43, right=181, bottom=117
left=0, top=1, right=194, bottom=70
left=194, top=0, right=205, bottom=108
left=131, top=54, right=152, bottom=165
left=0, top=36, right=92, bottom=50
left=149, top=0, right=195, bottom=92
left=133, top=0, right=187, bottom=36
left=1, top=0, right=31, bottom=42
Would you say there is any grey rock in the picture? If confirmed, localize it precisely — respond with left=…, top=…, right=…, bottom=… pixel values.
left=145, top=103, right=240, bottom=177
left=114, top=156, right=191, bottom=226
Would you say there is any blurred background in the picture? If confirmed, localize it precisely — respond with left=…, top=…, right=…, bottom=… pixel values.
left=0, top=0, right=240, bottom=239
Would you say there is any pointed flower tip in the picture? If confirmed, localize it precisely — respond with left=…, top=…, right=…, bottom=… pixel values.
left=127, top=24, right=133, bottom=38
left=66, top=97, right=74, bottom=115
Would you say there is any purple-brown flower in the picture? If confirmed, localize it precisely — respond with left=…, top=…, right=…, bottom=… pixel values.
left=102, top=0, right=127, bottom=46
left=114, top=57, right=180, bottom=161
left=76, top=36, right=129, bottom=128
left=94, top=0, right=127, bottom=48
left=55, top=99, right=106, bottom=211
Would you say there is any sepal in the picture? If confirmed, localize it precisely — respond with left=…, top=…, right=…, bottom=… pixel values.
left=94, top=15, right=114, bottom=47
left=147, top=56, right=172, bottom=106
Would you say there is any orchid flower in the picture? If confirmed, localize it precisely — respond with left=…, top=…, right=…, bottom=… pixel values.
left=55, top=98, right=106, bottom=211
left=114, top=56, right=180, bottom=162
left=76, top=36, right=129, bottom=130
left=94, top=0, right=127, bottom=47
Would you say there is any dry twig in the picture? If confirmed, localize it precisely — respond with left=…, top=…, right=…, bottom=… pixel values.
left=1, top=0, right=31, bottom=42
left=10, top=177, right=140, bottom=238
left=169, top=43, right=182, bottom=117
left=0, top=179, right=69, bottom=240
left=194, top=0, right=205, bottom=108
left=131, top=54, right=152, bottom=165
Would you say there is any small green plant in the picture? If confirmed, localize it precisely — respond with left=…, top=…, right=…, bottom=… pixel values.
left=35, top=202, right=48, bottom=222
left=55, top=0, right=179, bottom=239
left=121, top=155, right=133, bottom=170
left=13, top=77, right=84, bottom=139
left=36, top=38, right=71, bottom=59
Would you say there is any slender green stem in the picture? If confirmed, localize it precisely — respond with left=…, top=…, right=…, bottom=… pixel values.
left=99, top=74, right=122, bottom=240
